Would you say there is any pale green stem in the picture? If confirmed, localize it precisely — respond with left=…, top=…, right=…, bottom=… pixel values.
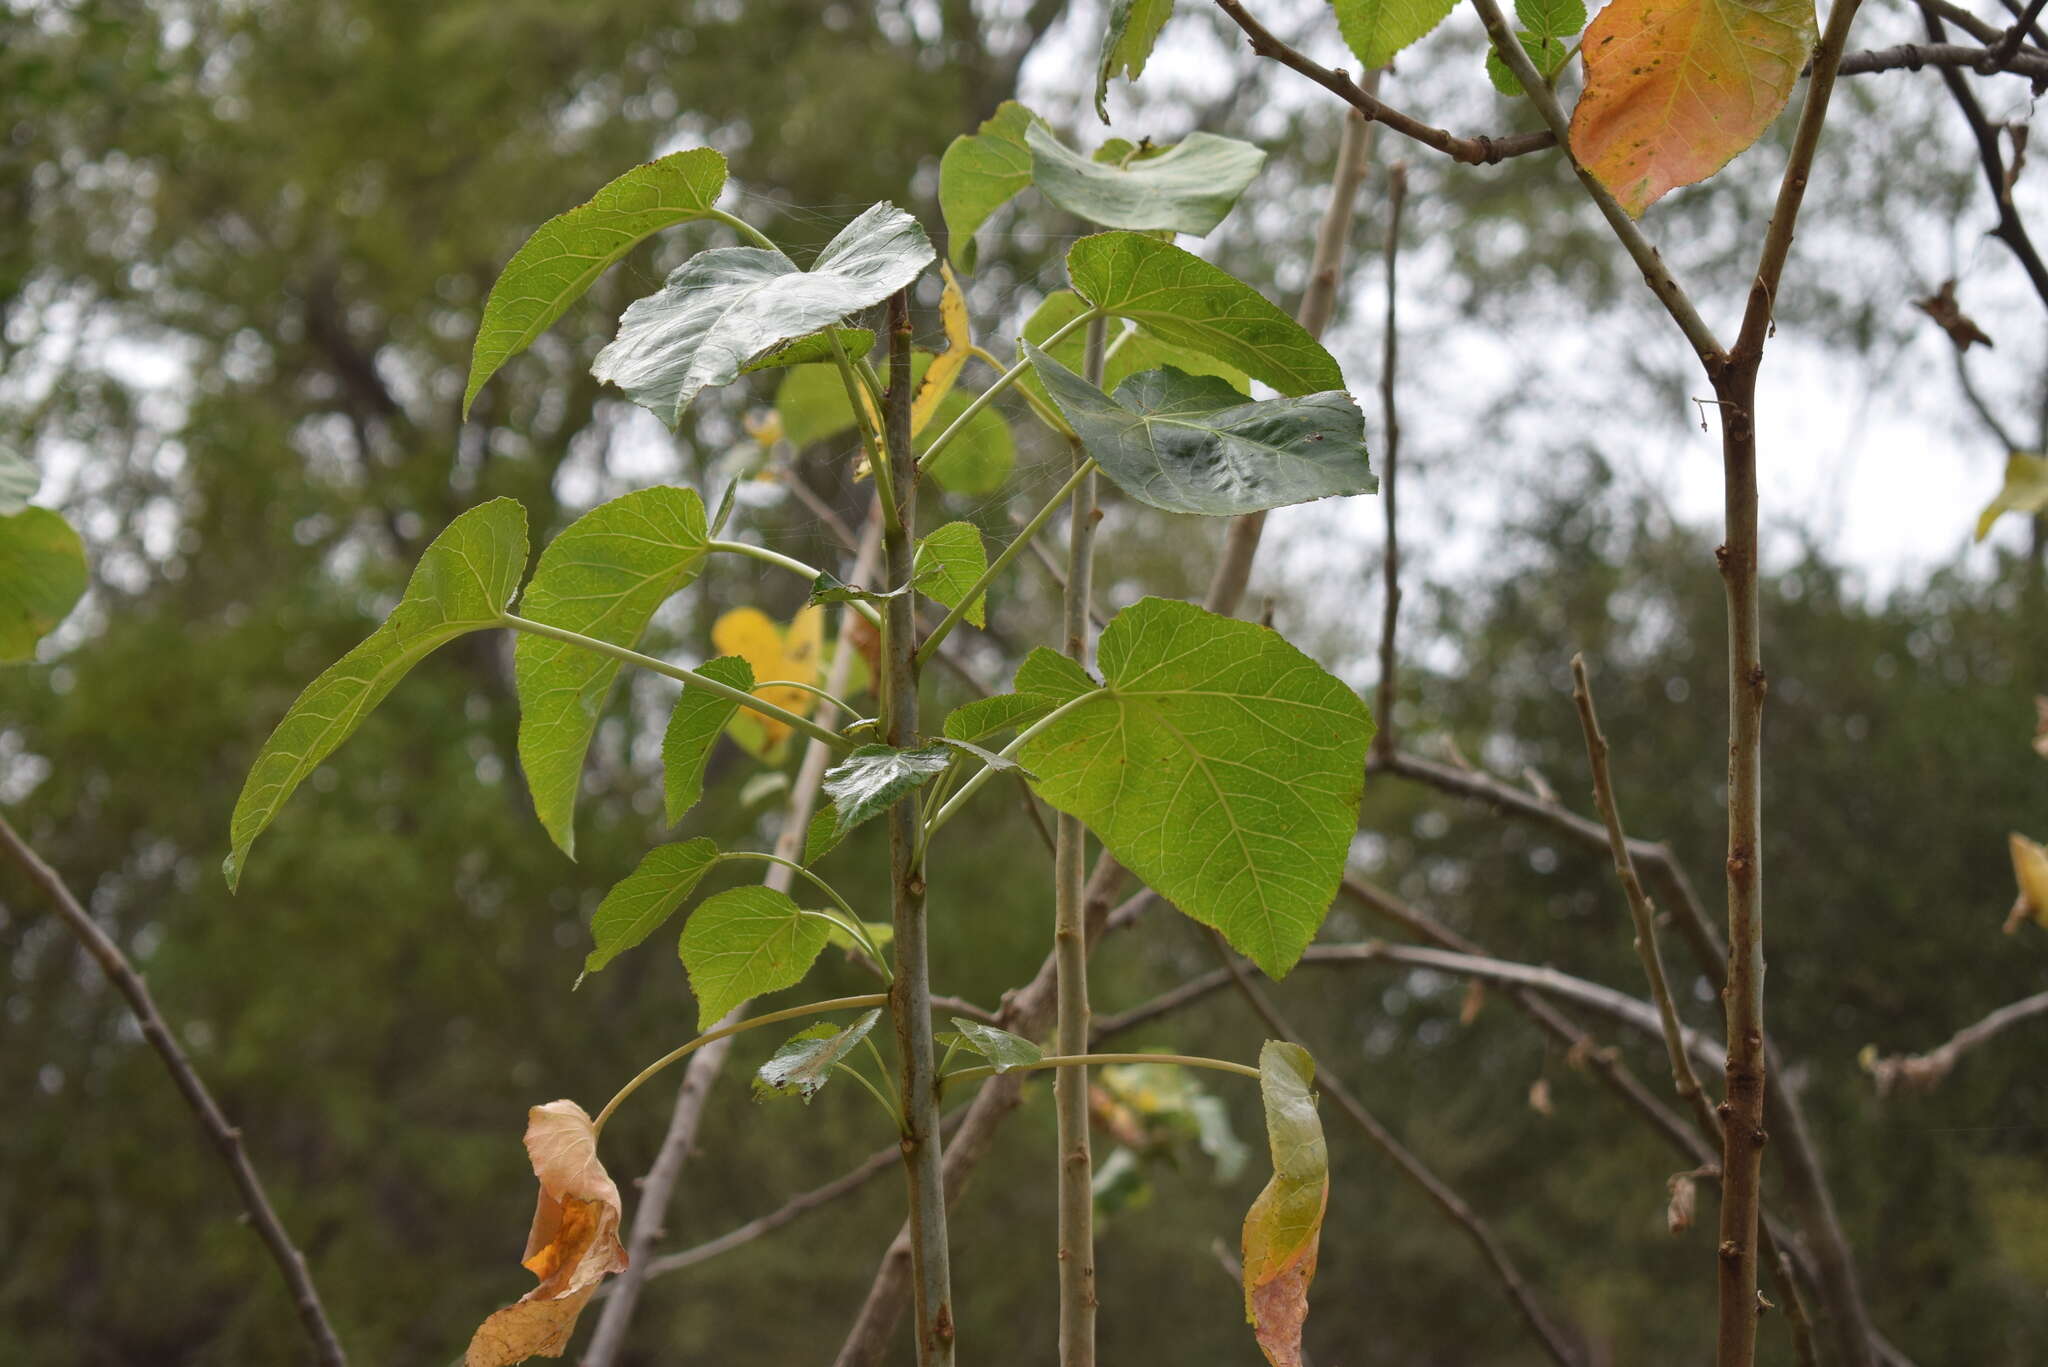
left=835, top=332, right=901, bottom=535
left=917, top=308, right=1102, bottom=474
left=500, top=613, right=850, bottom=753
left=943, top=1052, right=1261, bottom=1093
left=593, top=993, right=889, bottom=1135
left=750, top=679, right=861, bottom=716
left=917, top=688, right=1108, bottom=850
left=707, top=850, right=888, bottom=979
left=707, top=539, right=883, bottom=629
left=969, top=344, right=1074, bottom=439
left=834, top=1060, right=908, bottom=1128
left=707, top=207, right=779, bottom=251
left=913, top=458, right=1099, bottom=668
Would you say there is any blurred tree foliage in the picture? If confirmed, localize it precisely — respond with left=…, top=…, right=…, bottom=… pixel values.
left=1, top=1, right=2044, bottom=1365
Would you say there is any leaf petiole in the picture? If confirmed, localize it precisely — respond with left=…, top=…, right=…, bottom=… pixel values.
left=917, top=306, right=1102, bottom=474
left=917, top=686, right=1108, bottom=852
left=707, top=539, right=883, bottom=628
left=833, top=1059, right=907, bottom=1128
left=500, top=613, right=853, bottom=753
left=709, top=851, right=888, bottom=981
left=942, top=1051, right=1261, bottom=1093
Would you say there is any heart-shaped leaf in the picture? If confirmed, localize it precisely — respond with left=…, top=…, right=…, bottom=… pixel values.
left=754, top=1008, right=883, bottom=1102
left=679, top=886, right=832, bottom=1029
left=1242, top=1041, right=1328, bottom=1367
left=582, top=837, right=721, bottom=979
left=1066, top=233, right=1342, bottom=396
left=951, top=1017, right=1043, bottom=1072
left=0, top=506, right=85, bottom=664
left=1018, top=598, right=1372, bottom=976
left=1568, top=0, right=1817, bottom=216
left=1025, top=346, right=1374, bottom=516
left=225, top=499, right=527, bottom=889
left=515, top=487, right=709, bottom=857
left=913, top=521, right=989, bottom=628
left=593, top=201, right=934, bottom=426
left=466, top=148, right=728, bottom=416
left=1027, top=121, right=1265, bottom=236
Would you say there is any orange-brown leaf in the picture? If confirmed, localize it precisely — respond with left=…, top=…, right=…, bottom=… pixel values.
left=1568, top=0, right=1817, bottom=216
left=1242, top=1042, right=1327, bottom=1367
left=2007, top=833, right=2048, bottom=934
left=465, top=1101, right=628, bottom=1367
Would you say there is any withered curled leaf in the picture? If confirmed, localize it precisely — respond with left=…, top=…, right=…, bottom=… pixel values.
left=1915, top=279, right=1994, bottom=353
left=466, top=1101, right=628, bottom=1367
left=1242, top=1041, right=1328, bottom=1367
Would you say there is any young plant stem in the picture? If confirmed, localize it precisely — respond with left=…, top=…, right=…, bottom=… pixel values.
left=918, top=687, right=1108, bottom=849
left=945, top=1052, right=1261, bottom=1090
left=498, top=613, right=850, bottom=752
left=880, top=288, right=956, bottom=1366
left=1372, top=157, right=1407, bottom=762
left=1054, top=316, right=1107, bottom=1367
left=708, top=538, right=883, bottom=628
left=0, top=816, right=350, bottom=1367
left=592, top=993, right=890, bottom=1134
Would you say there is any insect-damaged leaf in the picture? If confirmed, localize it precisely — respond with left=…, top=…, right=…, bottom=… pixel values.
left=1019, top=598, right=1372, bottom=977
left=679, top=886, right=832, bottom=1030
left=1241, top=1041, right=1328, bottom=1367
left=1025, top=345, right=1374, bottom=516
left=1025, top=120, right=1265, bottom=237
left=1066, top=233, right=1343, bottom=396
left=515, top=487, right=709, bottom=857
left=950, top=1017, right=1043, bottom=1072
left=582, top=837, right=720, bottom=979
left=464, top=148, right=729, bottom=417
left=465, top=1100, right=628, bottom=1367
left=224, top=499, right=527, bottom=890
left=1568, top=0, right=1817, bottom=216
left=754, top=1008, right=882, bottom=1102
left=823, top=743, right=953, bottom=833
left=593, top=201, right=933, bottom=426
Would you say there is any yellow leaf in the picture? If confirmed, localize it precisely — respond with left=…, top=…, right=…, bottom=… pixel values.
left=710, top=605, right=824, bottom=758
left=465, top=1101, right=627, bottom=1367
left=1974, top=453, right=2048, bottom=542
left=2006, top=833, right=2048, bottom=934
left=1568, top=0, right=1817, bottom=216
left=2033, top=696, right=2047, bottom=761
left=911, top=263, right=972, bottom=437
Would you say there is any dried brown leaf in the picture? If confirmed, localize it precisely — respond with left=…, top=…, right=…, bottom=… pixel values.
left=465, top=1101, right=628, bottom=1367
left=2032, top=696, right=2048, bottom=761
left=1459, top=978, right=1486, bottom=1027
left=1666, top=1171, right=1697, bottom=1234
left=1914, top=279, right=1994, bottom=352
left=1527, top=1076, right=1554, bottom=1117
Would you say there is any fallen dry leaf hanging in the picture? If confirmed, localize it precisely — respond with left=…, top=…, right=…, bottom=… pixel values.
left=1915, top=279, right=1994, bottom=353
left=465, top=1100, right=629, bottom=1367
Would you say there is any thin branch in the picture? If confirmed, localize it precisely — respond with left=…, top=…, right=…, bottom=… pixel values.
left=1919, top=3, right=2048, bottom=312
left=1211, top=0, right=1555, bottom=164
left=1862, top=988, right=2048, bottom=1094
left=1469, top=0, right=1726, bottom=367
left=1838, top=40, right=2048, bottom=81
left=1203, top=931, right=1586, bottom=1367
left=0, top=816, right=348, bottom=1367
left=1373, top=161, right=1408, bottom=763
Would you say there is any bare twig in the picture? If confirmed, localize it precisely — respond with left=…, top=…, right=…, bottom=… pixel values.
left=1203, top=930, right=1585, bottom=1367
left=1862, top=988, right=2048, bottom=1094
left=1373, top=161, right=1408, bottom=763
left=1838, top=41, right=2048, bottom=81
left=0, top=816, right=348, bottom=1367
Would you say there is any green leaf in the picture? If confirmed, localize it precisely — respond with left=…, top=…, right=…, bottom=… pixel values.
left=1017, top=290, right=1250, bottom=406
left=912, top=521, right=988, bottom=628
left=593, top=202, right=934, bottom=427
left=807, top=572, right=905, bottom=608
left=1025, top=121, right=1264, bottom=238
left=1485, top=31, right=1575, bottom=94
left=0, top=450, right=40, bottom=515
left=1096, top=0, right=1177, bottom=120
left=1975, top=452, right=2048, bottom=541
left=943, top=693, right=1055, bottom=744
left=1242, top=1040, right=1328, bottom=1367
left=514, top=487, right=709, bottom=857
left=1025, top=346, right=1374, bottom=516
left=934, top=736, right=1030, bottom=778
left=582, top=837, right=720, bottom=978
left=1066, top=233, right=1342, bottom=396
left=224, top=499, right=527, bottom=890
left=679, top=886, right=833, bottom=1030
left=939, top=101, right=1036, bottom=273
left=754, top=1009, right=883, bottom=1102
left=1015, top=645, right=1101, bottom=703
left=464, top=148, right=727, bottom=417
left=740, top=325, right=875, bottom=373
left=1518, top=0, right=1587, bottom=38
left=1332, top=0, right=1459, bottom=69
left=804, top=803, right=851, bottom=865
left=0, top=507, right=85, bottom=664
left=662, top=656, right=754, bottom=824
left=709, top=477, right=740, bottom=536
left=1019, top=598, right=1371, bottom=976
left=822, top=743, right=953, bottom=834
left=823, top=918, right=893, bottom=957
left=951, top=1017, right=1043, bottom=1072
